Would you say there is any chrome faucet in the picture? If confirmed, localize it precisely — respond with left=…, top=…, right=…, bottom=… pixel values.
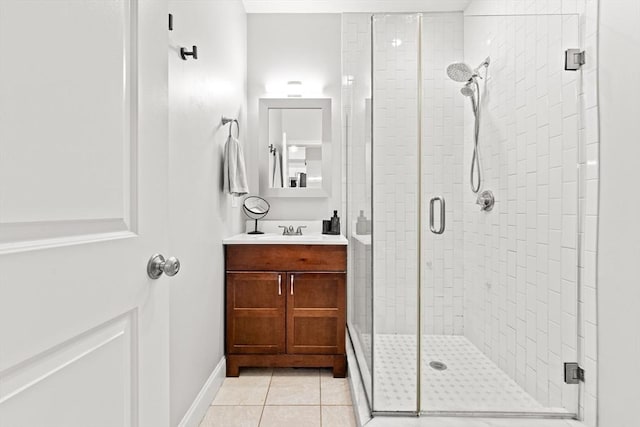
left=278, top=225, right=307, bottom=236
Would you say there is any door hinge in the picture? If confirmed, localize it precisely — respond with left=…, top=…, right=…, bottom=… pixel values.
left=565, top=49, right=585, bottom=71
left=564, top=362, right=585, bottom=384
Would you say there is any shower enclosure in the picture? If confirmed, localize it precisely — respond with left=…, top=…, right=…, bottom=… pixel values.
left=344, top=9, right=584, bottom=418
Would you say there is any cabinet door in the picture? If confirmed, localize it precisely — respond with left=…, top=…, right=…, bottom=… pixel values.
left=226, top=272, right=285, bottom=354
left=287, top=273, right=346, bottom=355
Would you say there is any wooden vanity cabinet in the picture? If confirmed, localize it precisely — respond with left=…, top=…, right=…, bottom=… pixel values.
left=225, top=244, right=347, bottom=378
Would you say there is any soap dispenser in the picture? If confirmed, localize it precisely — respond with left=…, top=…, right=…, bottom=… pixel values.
left=330, top=210, right=341, bottom=235
left=356, top=210, right=367, bottom=235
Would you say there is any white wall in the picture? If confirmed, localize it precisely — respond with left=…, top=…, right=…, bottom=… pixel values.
left=244, top=0, right=473, bottom=13
left=598, top=2, right=640, bottom=426
left=168, top=1, right=247, bottom=425
left=247, top=14, right=342, bottom=220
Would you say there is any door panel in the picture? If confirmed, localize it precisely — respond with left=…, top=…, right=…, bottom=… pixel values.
left=0, top=0, right=137, bottom=247
left=0, top=315, right=134, bottom=427
left=226, top=273, right=286, bottom=354
left=287, top=273, right=346, bottom=355
left=0, top=1, right=170, bottom=426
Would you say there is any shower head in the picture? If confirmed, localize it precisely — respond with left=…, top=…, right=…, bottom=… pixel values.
left=446, top=62, right=475, bottom=82
left=448, top=57, right=491, bottom=83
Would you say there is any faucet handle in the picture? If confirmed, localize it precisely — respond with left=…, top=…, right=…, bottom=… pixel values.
left=278, top=225, right=288, bottom=235
left=295, top=226, right=307, bottom=235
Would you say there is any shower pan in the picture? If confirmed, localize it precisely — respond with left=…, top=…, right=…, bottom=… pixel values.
left=344, top=10, right=584, bottom=420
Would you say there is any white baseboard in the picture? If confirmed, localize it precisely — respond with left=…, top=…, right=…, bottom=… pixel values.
left=177, top=356, right=226, bottom=427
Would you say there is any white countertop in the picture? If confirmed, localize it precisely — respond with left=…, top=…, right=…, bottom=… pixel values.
left=223, top=220, right=348, bottom=245
left=223, top=232, right=348, bottom=245
left=351, top=232, right=371, bottom=246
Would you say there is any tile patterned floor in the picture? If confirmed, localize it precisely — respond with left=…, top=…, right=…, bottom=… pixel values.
left=364, top=334, right=566, bottom=413
left=199, top=368, right=357, bottom=427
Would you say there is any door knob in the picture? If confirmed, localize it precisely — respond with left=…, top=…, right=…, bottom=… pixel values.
left=147, top=254, right=181, bottom=279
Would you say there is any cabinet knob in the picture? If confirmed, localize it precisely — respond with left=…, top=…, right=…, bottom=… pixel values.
left=278, top=274, right=282, bottom=295
left=290, top=274, right=294, bottom=295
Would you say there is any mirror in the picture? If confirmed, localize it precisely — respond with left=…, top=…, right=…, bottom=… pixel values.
left=243, top=196, right=270, bottom=234
left=259, top=98, right=332, bottom=198
left=268, top=109, right=322, bottom=189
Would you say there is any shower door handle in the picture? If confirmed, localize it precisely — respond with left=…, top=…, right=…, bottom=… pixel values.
left=429, top=197, right=445, bottom=235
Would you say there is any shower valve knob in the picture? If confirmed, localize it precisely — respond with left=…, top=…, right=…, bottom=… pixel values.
left=476, top=190, right=495, bottom=212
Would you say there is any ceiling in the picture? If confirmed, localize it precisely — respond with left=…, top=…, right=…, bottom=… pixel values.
left=242, top=0, right=473, bottom=13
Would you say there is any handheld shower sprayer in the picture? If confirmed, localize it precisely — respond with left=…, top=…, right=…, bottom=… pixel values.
left=446, top=57, right=491, bottom=194
left=460, top=82, right=475, bottom=98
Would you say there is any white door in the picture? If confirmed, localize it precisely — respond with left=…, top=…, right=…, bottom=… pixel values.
left=0, top=1, right=171, bottom=426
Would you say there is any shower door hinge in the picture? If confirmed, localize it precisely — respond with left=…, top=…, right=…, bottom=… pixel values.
left=564, top=362, right=585, bottom=384
left=565, top=49, right=586, bottom=71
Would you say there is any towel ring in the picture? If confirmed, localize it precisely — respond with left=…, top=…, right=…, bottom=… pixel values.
left=221, top=116, right=239, bottom=138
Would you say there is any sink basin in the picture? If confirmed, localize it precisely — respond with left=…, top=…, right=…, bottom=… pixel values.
left=254, top=234, right=323, bottom=241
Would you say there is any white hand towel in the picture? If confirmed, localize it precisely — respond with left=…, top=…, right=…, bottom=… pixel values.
left=223, top=135, right=249, bottom=196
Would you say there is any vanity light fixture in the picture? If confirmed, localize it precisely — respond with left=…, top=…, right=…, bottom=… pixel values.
left=287, top=81, right=303, bottom=97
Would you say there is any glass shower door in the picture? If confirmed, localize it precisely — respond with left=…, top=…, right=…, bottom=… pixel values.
left=420, top=12, right=582, bottom=417
left=346, top=9, right=583, bottom=419
left=370, top=13, right=421, bottom=413
left=419, top=11, right=468, bottom=413
left=343, top=12, right=373, bottom=407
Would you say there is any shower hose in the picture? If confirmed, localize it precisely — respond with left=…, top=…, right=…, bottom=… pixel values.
left=470, top=78, right=482, bottom=194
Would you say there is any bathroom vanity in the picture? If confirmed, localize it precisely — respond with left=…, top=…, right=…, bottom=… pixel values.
left=223, top=231, right=348, bottom=377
